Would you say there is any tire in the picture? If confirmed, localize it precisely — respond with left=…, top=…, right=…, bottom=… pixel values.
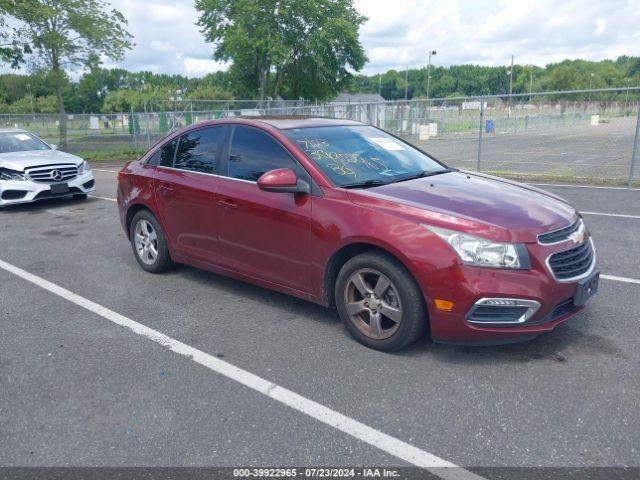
left=335, top=251, right=427, bottom=351
left=73, top=193, right=88, bottom=200
left=129, top=209, right=173, bottom=273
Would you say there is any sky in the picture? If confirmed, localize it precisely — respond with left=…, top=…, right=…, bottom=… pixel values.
left=8, top=0, right=640, bottom=77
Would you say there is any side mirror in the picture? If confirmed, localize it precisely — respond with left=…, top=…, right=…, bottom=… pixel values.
left=50, top=144, right=58, bottom=150
left=257, top=168, right=310, bottom=194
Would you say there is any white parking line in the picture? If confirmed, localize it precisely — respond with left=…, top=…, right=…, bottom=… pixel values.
left=93, top=168, right=119, bottom=173
left=0, top=258, right=483, bottom=480
left=529, top=183, right=640, bottom=191
left=601, top=274, right=640, bottom=285
left=89, top=195, right=117, bottom=202
left=581, top=211, right=640, bottom=219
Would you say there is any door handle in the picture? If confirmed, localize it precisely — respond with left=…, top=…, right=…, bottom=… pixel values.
left=217, top=198, right=238, bottom=209
left=158, top=185, right=176, bottom=197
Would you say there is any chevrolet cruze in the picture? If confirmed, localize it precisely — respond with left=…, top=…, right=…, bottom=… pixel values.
left=0, top=128, right=95, bottom=207
left=116, top=118, right=598, bottom=351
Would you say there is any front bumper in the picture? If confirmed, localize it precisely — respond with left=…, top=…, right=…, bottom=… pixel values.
left=0, top=171, right=95, bottom=206
left=417, top=239, right=597, bottom=345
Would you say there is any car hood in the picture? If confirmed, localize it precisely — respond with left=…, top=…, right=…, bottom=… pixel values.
left=0, top=150, right=83, bottom=171
left=347, top=171, right=577, bottom=243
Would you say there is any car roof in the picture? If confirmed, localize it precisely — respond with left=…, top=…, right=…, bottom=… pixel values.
left=235, top=116, right=366, bottom=130
left=0, top=128, right=27, bottom=133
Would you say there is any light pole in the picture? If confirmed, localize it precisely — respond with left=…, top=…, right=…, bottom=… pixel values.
left=426, top=50, right=437, bottom=100
left=529, top=69, right=533, bottom=102
left=589, top=73, right=594, bottom=102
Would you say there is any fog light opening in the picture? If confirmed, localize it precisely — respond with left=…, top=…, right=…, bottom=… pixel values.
left=466, top=298, right=541, bottom=325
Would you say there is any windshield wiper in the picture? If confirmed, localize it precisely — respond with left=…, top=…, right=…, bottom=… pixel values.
left=392, top=168, right=454, bottom=184
left=340, top=169, right=454, bottom=189
left=341, top=179, right=391, bottom=189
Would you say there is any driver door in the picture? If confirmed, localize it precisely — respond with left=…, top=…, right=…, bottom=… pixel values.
left=215, top=125, right=313, bottom=293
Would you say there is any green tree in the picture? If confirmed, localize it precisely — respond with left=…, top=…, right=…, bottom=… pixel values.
left=546, top=64, right=583, bottom=91
left=9, top=0, right=132, bottom=149
left=0, top=0, right=30, bottom=68
left=102, top=86, right=175, bottom=113
left=196, top=0, right=367, bottom=101
left=187, top=84, right=234, bottom=101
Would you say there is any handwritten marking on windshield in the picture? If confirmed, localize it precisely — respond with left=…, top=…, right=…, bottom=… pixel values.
left=297, top=138, right=389, bottom=176
left=296, top=138, right=329, bottom=149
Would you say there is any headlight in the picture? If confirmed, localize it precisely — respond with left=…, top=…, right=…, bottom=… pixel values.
left=0, top=168, right=27, bottom=181
left=423, top=225, right=531, bottom=269
left=77, top=161, right=91, bottom=174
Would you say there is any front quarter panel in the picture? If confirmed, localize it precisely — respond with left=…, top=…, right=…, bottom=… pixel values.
left=309, top=187, right=459, bottom=306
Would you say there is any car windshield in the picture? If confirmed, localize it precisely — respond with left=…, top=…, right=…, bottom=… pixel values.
left=283, top=125, right=449, bottom=188
left=0, top=132, right=50, bottom=153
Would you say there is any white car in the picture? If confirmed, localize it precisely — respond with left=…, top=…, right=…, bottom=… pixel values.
left=0, top=128, right=95, bottom=207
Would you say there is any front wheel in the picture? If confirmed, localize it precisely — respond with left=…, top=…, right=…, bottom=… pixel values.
left=130, top=210, right=173, bottom=273
left=335, top=252, right=427, bottom=351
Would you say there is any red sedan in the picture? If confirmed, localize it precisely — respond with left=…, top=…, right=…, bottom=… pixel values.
left=117, top=118, right=598, bottom=350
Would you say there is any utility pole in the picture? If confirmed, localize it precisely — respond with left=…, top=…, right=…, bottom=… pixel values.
left=589, top=73, right=594, bottom=102
left=625, top=80, right=630, bottom=111
left=629, top=101, right=640, bottom=185
left=426, top=50, right=437, bottom=100
left=508, top=55, right=514, bottom=117
left=26, top=83, right=35, bottom=121
left=378, top=73, right=381, bottom=97
left=404, top=66, right=409, bottom=100
left=529, top=69, right=533, bottom=102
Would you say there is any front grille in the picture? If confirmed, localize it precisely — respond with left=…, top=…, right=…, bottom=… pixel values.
left=26, top=164, right=78, bottom=183
left=548, top=240, right=594, bottom=280
left=538, top=218, right=582, bottom=244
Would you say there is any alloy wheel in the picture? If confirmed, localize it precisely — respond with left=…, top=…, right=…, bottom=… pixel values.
left=344, top=268, right=402, bottom=340
left=133, top=219, right=159, bottom=265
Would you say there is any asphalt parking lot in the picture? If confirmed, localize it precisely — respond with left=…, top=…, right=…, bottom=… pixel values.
left=415, top=117, right=638, bottom=180
left=1, top=167, right=639, bottom=477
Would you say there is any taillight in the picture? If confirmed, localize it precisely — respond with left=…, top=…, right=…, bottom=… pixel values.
left=117, top=170, right=125, bottom=182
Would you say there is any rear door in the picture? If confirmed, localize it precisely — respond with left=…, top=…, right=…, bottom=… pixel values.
left=154, top=125, right=227, bottom=264
left=215, top=125, right=313, bottom=293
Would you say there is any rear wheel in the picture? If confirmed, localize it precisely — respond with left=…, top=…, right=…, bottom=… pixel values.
left=335, top=252, right=427, bottom=351
left=130, top=210, right=173, bottom=273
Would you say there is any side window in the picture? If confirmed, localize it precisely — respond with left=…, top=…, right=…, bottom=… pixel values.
left=227, top=126, right=299, bottom=181
left=160, top=138, right=178, bottom=167
left=174, top=127, right=224, bottom=174
left=146, top=150, right=160, bottom=166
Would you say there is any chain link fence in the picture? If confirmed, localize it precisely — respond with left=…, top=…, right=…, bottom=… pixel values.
left=0, top=88, right=638, bottom=183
